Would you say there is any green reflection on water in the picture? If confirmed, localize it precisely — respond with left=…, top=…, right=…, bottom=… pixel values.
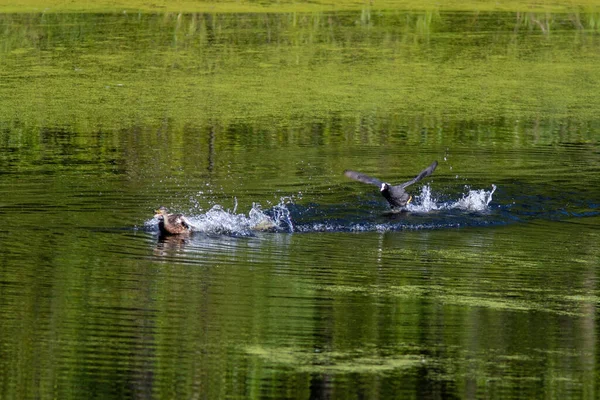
left=0, top=8, right=599, bottom=400
left=3, top=0, right=600, bottom=13
left=1, top=11, right=600, bottom=135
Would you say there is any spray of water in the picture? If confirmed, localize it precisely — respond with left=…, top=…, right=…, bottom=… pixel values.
left=450, top=184, right=496, bottom=211
left=145, top=186, right=497, bottom=235
left=407, top=184, right=496, bottom=213
left=146, top=197, right=295, bottom=236
left=269, top=196, right=295, bottom=232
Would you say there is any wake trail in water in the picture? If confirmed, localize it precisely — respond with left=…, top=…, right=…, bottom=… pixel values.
left=292, top=184, right=499, bottom=233
left=144, top=186, right=499, bottom=235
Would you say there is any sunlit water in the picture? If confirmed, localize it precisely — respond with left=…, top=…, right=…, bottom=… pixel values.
left=1, top=9, right=600, bottom=400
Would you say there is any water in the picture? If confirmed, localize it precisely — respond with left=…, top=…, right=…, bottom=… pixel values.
left=1, top=8, right=600, bottom=400
left=143, top=184, right=497, bottom=235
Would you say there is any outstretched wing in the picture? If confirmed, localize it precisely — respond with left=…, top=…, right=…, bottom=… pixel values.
left=400, top=161, right=438, bottom=189
left=344, top=170, right=383, bottom=186
left=169, top=214, right=192, bottom=229
left=179, top=215, right=193, bottom=230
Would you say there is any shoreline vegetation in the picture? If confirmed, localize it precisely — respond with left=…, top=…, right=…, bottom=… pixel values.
left=1, top=0, right=600, bottom=14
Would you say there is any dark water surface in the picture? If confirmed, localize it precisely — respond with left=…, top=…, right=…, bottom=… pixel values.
left=1, top=9, right=600, bottom=400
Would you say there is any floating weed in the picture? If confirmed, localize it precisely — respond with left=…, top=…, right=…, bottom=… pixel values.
left=561, top=294, right=600, bottom=303
left=437, top=294, right=531, bottom=311
left=299, top=356, right=423, bottom=374
left=311, top=285, right=370, bottom=294
left=310, top=283, right=590, bottom=316
left=496, top=354, right=534, bottom=361
left=501, top=376, right=544, bottom=382
left=245, top=345, right=423, bottom=374
left=388, top=285, right=432, bottom=296
left=246, top=345, right=308, bottom=365
left=533, top=348, right=591, bottom=357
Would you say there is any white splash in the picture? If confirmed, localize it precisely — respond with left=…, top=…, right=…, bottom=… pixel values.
left=269, top=196, right=295, bottom=232
left=450, top=184, right=496, bottom=211
left=187, top=205, right=260, bottom=234
left=415, top=184, right=438, bottom=212
left=147, top=198, right=294, bottom=235
left=407, top=184, right=496, bottom=213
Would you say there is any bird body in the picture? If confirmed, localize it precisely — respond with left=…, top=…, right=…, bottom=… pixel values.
left=344, top=161, right=438, bottom=210
left=154, top=206, right=192, bottom=235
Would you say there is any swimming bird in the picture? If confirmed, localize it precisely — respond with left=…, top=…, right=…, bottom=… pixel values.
left=344, top=160, right=438, bottom=210
left=154, top=206, right=192, bottom=235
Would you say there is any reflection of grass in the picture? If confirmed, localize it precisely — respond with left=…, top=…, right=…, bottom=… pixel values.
left=3, top=49, right=599, bottom=133
left=0, top=12, right=599, bottom=138
left=2, top=0, right=600, bottom=13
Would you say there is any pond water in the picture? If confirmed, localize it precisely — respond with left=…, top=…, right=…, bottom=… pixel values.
left=0, top=9, right=599, bottom=399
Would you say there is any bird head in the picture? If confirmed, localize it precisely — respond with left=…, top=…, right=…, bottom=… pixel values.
left=154, top=206, right=168, bottom=219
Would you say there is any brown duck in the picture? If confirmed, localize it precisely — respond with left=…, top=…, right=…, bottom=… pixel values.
left=344, top=161, right=438, bottom=210
left=154, top=206, right=192, bottom=235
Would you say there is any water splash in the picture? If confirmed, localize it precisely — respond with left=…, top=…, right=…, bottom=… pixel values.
left=269, top=196, right=295, bottom=232
left=187, top=205, right=260, bottom=235
left=145, top=197, right=295, bottom=236
left=145, top=187, right=498, bottom=236
left=410, top=184, right=438, bottom=212
left=407, top=184, right=496, bottom=213
left=450, top=184, right=496, bottom=211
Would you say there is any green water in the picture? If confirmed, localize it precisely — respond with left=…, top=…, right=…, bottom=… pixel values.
left=0, top=9, right=599, bottom=400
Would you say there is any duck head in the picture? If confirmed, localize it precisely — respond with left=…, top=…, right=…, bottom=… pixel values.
left=154, top=206, right=169, bottom=219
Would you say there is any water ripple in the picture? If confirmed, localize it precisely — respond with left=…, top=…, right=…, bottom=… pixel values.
left=143, top=183, right=597, bottom=236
